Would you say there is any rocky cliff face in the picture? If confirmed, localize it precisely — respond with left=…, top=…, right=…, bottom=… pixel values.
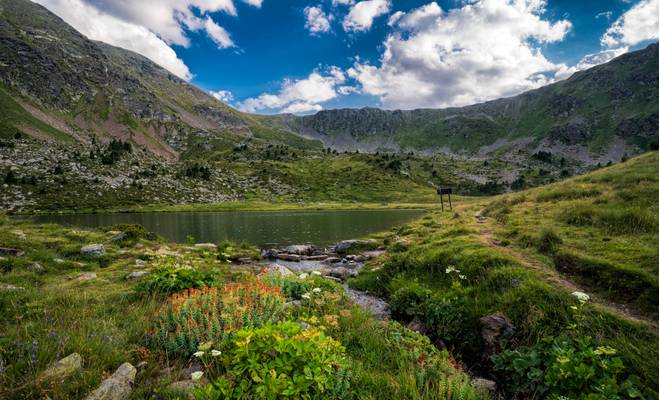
left=272, top=43, right=659, bottom=165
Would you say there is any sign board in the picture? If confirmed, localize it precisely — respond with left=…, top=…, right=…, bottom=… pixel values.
left=438, top=187, right=452, bottom=195
left=437, top=187, right=453, bottom=211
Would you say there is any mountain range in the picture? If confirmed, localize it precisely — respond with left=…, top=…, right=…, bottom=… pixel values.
left=1, top=0, right=658, bottom=165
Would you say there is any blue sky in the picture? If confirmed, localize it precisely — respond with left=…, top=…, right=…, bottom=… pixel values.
left=36, top=0, right=659, bottom=113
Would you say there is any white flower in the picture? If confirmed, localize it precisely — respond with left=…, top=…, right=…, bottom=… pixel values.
left=571, top=291, right=590, bottom=303
left=301, top=293, right=311, bottom=300
left=445, top=266, right=459, bottom=274
left=458, top=275, right=466, bottom=280
left=299, top=273, right=309, bottom=280
left=193, top=351, right=205, bottom=357
left=191, top=371, right=204, bottom=381
left=312, top=287, right=322, bottom=293
left=211, top=350, right=221, bottom=357
left=311, top=270, right=322, bottom=276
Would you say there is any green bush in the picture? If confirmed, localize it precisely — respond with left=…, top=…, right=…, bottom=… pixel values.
left=195, top=321, right=351, bottom=399
left=216, top=240, right=261, bottom=262
left=535, top=228, right=562, bottom=254
left=492, top=335, right=645, bottom=399
left=389, top=280, right=432, bottom=321
left=563, top=205, right=658, bottom=234
left=136, top=262, right=216, bottom=296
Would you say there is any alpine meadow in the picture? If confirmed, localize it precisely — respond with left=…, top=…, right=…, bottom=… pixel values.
left=0, top=0, right=658, bottom=399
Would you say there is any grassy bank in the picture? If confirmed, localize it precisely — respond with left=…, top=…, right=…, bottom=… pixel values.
left=0, top=216, right=482, bottom=399
left=350, top=151, right=659, bottom=398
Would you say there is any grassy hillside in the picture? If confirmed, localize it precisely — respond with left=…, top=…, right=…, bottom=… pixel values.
left=350, top=151, right=659, bottom=397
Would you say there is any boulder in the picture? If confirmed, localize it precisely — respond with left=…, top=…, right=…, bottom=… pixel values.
left=265, top=264, right=294, bottom=276
left=353, top=255, right=367, bottom=263
left=28, top=263, right=45, bottom=273
left=480, top=313, right=515, bottom=354
left=107, top=232, right=127, bottom=243
left=325, top=267, right=354, bottom=280
left=471, top=378, right=497, bottom=395
left=298, top=321, right=311, bottom=330
left=335, top=240, right=376, bottom=254
left=0, top=247, right=24, bottom=256
left=285, top=245, right=314, bottom=256
left=262, top=248, right=279, bottom=259
left=80, top=244, right=105, bottom=257
left=324, top=257, right=341, bottom=264
left=38, top=353, right=82, bottom=384
left=125, top=271, right=149, bottom=280
left=75, top=272, right=97, bottom=281
left=83, top=362, right=136, bottom=400
left=194, top=243, right=217, bottom=250
left=277, top=254, right=301, bottom=262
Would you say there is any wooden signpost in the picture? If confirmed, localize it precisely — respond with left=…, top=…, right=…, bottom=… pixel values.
left=437, top=187, right=453, bottom=212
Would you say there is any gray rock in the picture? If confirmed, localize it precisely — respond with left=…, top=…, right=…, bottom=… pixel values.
left=194, top=243, right=217, bottom=250
left=83, top=362, right=136, bottom=400
left=471, top=378, right=497, bottom=395
left=335, top=240, right=376, bottom=254
left=75, top=272, right=97, bottom=281
left=108, top=232, right=127, bottom=243
left=0, top=247, right=24, bottom=256
left=125, top=271, right=149, bottom=280
left=237, top=258, right=253, bottom=264
left=266, top=263, right=294, bottom=276
left=324, top=257, right=341, bottom=264
left=38, top=353, right=82, bottom=384
left=298, top=321, right=311, bottom=330
left=28, top=263, right=45, bottom=273
left=134, top=259, right=146, bottom=266
left=285, top=245, right=314, bottom=256
left=325, top=267, right=350, bottom=280
left=80, top=244, right=105, bottom=257
left=406, top=317, right=429, bottom=334
left=480, top=313, right=515, bottom=354
left=353, top=255, right=366, bottom=262
left=277, top=253, right=301, bottom=262
left=262, top=248, right=279, bottom=259
left=53, top=258, right=65, bottom=264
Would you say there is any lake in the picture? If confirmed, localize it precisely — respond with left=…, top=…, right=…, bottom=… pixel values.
left=32, top=209, right=426, bottom=247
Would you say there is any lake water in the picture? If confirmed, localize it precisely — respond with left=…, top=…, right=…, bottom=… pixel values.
left=32, top=209, right=425, bottom=247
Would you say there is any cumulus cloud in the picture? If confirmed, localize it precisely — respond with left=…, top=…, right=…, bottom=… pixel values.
left=35, top=0, right=260, bottom=80
left=347, top=0, right=573, bottom=109
left=239, top=67, right=348, bottom=114
left=332, top=0, right=354, bottom=6
left=210, top=90, right=234, bottom=102
left=601, top=0, right=659, bottom=47
left=304, top=5, right=333, bottom=34
left=555, top=47, right=628, bottom=80
left=343, top=0, right=391, bottom=32
left=34, top=0, right=193, bottom=80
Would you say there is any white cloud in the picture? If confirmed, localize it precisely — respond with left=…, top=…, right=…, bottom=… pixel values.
left=555, top=47, right=628, bottom=80
left=210, top=90, right=234, bottom=102
left=242, top=0, right=262, bottom=7
left=332, top=0, right=354, bottom=6
left=304, top=6, right=333, bottom=34
left=595, top=11, right=612, bottom=21
left=34, top=0, right=193, bottom=80
left=204, top=16, right=234, bottom=48
left=343, top=0, right=391, bottom=32
left=601, top=0, right=659, bottom=47
left=348, top=0, right=574, bottom=109
left=34, top=0, right=262, bottom=80
left=239, top=67, right=348, bottom=114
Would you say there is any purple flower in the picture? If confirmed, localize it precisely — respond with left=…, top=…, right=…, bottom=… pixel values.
left=49, top=331, right=57, bottom=337
left=510, top=278, right=520, bottom=287
left=31, top=354, right=37, bottom=365
left=103, top=335, right=110, bottom=343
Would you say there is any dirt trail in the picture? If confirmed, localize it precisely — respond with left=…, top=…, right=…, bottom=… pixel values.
left=473, top=213, right=659, bottom=333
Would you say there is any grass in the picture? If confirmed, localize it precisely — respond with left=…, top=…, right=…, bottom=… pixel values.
left=349, top=151, right=659, bottom=393
left=0, top=214, right=481, bottom=399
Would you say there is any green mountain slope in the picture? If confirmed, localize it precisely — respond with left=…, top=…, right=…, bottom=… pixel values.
left=270, top=43, right=659, bottom=165
left=0, top=0, right=321, bottom=158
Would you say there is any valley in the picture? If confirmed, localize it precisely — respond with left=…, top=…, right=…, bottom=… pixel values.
left=1, top=0, right=658, bottom=399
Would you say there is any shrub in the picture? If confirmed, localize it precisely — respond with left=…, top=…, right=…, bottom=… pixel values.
left=100, top=223, right=157, bottom=246
left=216, top=240, right=260, bottom=262
left=149, top=276, right=285, bottom=355
left=491, top=335, right=644, bottom=399
left=195, top=321, right=351, bottom=400
left=535, top=229, right=562, bottom=254
left=136, top=263, right=216, bottom=296
left=389, top=280, right=432, bottom=321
